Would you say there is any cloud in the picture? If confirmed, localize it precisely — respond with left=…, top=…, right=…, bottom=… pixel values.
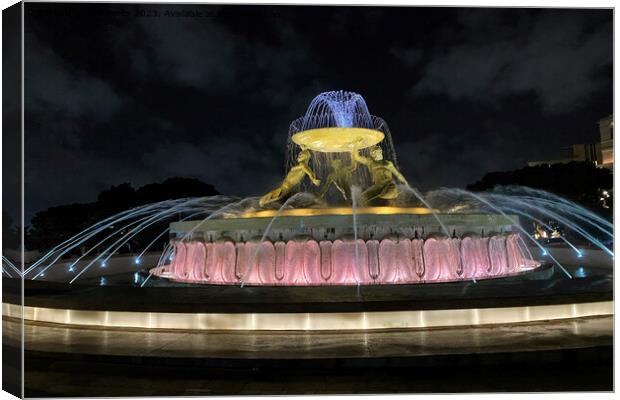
left=140, top=138, right=282, bottom=196
left=117, top=16, right=238, bottom=89
left=25, top=34, right=125, bottom=120
left=409, top=10, right=612, bottom=113
left=396, top=120, right=532, bottom=192
left=390, top=47, right=423, bottom=67
left=114, top=9, right=317, bottom=98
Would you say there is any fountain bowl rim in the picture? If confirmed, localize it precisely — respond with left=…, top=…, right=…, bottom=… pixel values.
left=291, top=127, right=385, bottom=153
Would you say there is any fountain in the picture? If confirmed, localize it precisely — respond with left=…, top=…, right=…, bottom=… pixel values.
left=7, top=90, right=613, bottom=336
left=17, top=91, right=613, bottom=288
left=149, top=91, right=542, bottom=286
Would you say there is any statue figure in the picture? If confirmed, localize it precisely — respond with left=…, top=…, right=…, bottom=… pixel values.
left=533, top=223, right=547, bottom=240
left=352, top=144, right=409, bottom=205
left=317, top=158, right=357, bottom=201
left=259, top=149, right=320, bottom=207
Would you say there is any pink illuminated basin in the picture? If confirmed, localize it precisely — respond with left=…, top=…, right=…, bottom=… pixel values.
left=150, top=233, right=541, bottom=286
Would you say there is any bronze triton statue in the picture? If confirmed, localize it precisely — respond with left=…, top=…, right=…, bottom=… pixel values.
left=259, top=149, right=320, bottom=207
left=317, top=158, right=358, bottom=201
left=352, top=144, right=409, bottom=206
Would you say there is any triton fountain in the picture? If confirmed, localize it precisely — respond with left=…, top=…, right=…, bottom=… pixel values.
left=149, top=91, right=542, bottom=286
left=17, top=91, right=613, bottom=288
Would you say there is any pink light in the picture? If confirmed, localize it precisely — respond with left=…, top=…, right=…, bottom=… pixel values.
left=152, top=233, right=541, bottom=286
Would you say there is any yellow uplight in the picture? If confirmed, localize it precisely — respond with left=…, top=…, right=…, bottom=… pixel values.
left=291, top=127, right=384, bottom=153
left=3, top=301, right=612, bottom=331
left=239, top=206, right=437, bottom=219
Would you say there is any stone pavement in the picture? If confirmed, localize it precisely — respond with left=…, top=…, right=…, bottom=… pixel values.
left=2, top=315, right=613, bottom=396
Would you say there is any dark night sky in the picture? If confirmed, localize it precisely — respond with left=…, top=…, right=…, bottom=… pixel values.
left=20, top=4, right=612, bottom=222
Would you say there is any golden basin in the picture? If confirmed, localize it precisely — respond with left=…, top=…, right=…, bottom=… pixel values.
left=291, top=127, right=384, bottom=153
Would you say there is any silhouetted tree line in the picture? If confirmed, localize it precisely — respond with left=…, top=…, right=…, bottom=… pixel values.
left=24, top=177, right=219, bottom=253
left=466, top=162, right=613, bottom=219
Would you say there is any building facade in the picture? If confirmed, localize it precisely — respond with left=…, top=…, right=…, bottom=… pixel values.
left=527, top=114, right=613, bottom=169
left=598, top=115, right=613, bottom=169
left=528, top=143, right=600, bottom=167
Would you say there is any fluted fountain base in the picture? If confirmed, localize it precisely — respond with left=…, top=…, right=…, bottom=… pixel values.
left=151, top=233, right=541, bottom=286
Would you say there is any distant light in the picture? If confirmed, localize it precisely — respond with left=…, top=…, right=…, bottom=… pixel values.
left=575, top=267, right=587, bottom=278
left=133, top=272, right=140, bottom=284
left=134, top=257, right=141, bottom=265
left=100, top=260, right=107, bottom=268
left=541, top=249, right=548, bottom=256
left=99, top=277, right=107, bottom=286
left=169, top=254, right=174, bottom=261
left=576, top=251, right=583, bottom=258
left=68, top=266, right=75, bottom=272
left=40, top=272, right=45, bottom=277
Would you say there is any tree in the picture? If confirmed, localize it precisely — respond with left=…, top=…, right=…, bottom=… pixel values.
left=27, top=203, right=100, bottom=252
left=466, top=162, right=613, bottom=218
left=26, top=177, right=220, bottom=252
